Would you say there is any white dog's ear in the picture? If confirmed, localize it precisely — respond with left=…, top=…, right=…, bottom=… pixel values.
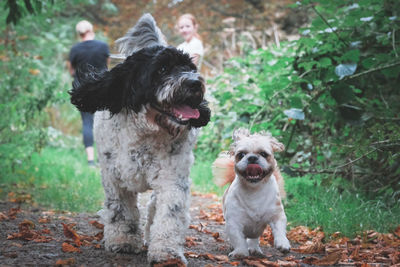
left=232, top=128, right=250, bottom=141
left=270, top=137, right=285, bottom=152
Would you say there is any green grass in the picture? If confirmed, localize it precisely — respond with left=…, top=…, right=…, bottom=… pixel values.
left=284, top=175, right=400, bottom=237
left=190, top=159, right=226, bottom=195
left=0, top=146, right=104, bottom=212
left=1, top=144, right=399, bottom=238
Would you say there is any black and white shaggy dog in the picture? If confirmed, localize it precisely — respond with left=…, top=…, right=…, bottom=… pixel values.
left=70, top=14, right=210, bottom=265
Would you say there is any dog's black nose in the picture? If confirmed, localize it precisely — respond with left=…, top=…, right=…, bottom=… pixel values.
left=247, top=155, right=258, bottom=164
left=184, top=79, right=203, bottom=93
left=183, top=79, right=204, bottom=108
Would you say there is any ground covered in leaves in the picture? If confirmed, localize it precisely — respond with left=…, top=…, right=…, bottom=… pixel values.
left=0, top=192, right=399, bottom=267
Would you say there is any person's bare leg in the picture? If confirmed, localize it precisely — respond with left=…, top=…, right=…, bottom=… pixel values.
left=86, top=146, right=95, bottom=162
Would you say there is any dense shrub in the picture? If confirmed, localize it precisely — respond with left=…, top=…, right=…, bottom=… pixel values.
left=198, top=0, right=400, bottom=200
left=0, top=2, right=75, bottom=172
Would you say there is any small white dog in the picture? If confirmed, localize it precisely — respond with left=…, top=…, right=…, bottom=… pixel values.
left=213, top=128, right=290, bottom=258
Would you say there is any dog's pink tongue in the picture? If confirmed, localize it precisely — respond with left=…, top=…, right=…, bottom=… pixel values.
left=246, top=164, right=263, bottom=177
left=173, top=105, right=200, bottom=119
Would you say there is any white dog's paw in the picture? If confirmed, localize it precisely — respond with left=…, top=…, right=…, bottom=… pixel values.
left=249, top=247, right=265, bottom=257
left=148, top=246, right=187, bottom=266
left=107, top=243, right=143, bottom=254
left=228, top=248, right=249, bottom=259
left=274, top=236, right=291, bottom=253
left=104, top=233, right=144, bottom=254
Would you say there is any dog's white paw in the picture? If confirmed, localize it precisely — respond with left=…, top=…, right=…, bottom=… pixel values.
left=148, top=246, right=187, bottom=266
left=104, top=232, right=143, bottom=254
left=229, top=248, right=249, bottom=259
left=274, top=236, right=291, bottom=253
left=249, top=247, right=265, bottom=257
left=106, top=243, right=143, bottom=254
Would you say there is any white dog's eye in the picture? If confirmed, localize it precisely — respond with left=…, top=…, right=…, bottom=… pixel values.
left=260, top=152, right=269, bottom=158
left=237, top=152, right=246, bottom=160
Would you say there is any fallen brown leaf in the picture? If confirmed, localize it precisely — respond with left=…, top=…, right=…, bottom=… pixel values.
left=211, top=231, right=224, bottom=242
left=185, top=236, right=199, bottom=247
left=62, top=242, right=81, bottom=253
left=62, top=223, right=82, bottom=247
left=38, top=217, right=51, bottom=223
left=10, top=242, right=23, bottom=248
left=185, top=251, right=200, bottom=258
left=94, top=231, right=104, bottom=241
left=7, top=207, right=21, bottom=219
left=394, top=225, right=400, bottom=238
left=243, top=258, right=279, bottom=267
left=55, top=257, right=76, bottom=266
left=0, top=212, right=9, bottom=221
left=287, top=226, right=311, bottom=244
left=292, top=239, right=325, bottom=254
left=7, top=220, right=53, bottom=243
left=276, top=260, right=298, bottom=267
left=89, top=220, right=104, bottom=229
left=19, top=219, right=35, bottom=231
left=390, top=251, right=400, bottom=265
left=201, top=253, right=230, bottom=264
left=314, top=250, right=342, bottom=266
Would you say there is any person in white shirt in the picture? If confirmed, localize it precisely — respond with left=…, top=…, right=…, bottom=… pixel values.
left=176, top=14, right=204, bottom=69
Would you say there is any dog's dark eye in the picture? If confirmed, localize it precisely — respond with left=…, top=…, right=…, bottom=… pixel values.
left=237, top=152, right=246, bottom=160
left=260, top=152, right=269, bottom=158
left=158, top=67, right=167, bottom=74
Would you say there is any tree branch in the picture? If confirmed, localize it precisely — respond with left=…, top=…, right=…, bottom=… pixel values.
left=343, top=60, right=400, bottom=81
left=311, top=5, right=349, bottom=46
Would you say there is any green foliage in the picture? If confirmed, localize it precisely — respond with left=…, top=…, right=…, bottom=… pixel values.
left=0, top=1, right=89, bottom=169
left=200, top=0, right=400, bottom=200
left=3, top=0, right=50, bottom=25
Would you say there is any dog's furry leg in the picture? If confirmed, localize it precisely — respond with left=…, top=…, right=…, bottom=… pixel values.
left=247, top=238, right=264, bottom=257
left=146, top=181, right=191, bottom=264
left=270, top=212, right=291, bottom=253
left=225, top=222, right=249, bottom=258
left=144, top=192, right=156, bottom=247
left=98, top=183, right=143, bottom=254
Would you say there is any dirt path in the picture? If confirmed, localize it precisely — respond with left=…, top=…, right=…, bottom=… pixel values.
left=1, top=192, right=398, bottom=266
left=0, top=191, right=305, bottom=267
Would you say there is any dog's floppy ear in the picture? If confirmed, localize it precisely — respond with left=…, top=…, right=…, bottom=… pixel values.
left=269, top=136, right=285, bottom=152
left=258, top=130, right=285, bottom=152
left=232, top=128, right=250, bottom=142
left=69, top=55, right=144, bottom=115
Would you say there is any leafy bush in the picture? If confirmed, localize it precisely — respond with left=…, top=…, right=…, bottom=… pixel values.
left=0, top=2, right=76, bottom=172
left=198, top=0, right=400, bottom=200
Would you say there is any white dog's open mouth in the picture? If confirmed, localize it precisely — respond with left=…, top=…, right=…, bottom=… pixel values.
left=151, top=103, right=200, bottom=125
left=244, top=164, right=266, bottom=182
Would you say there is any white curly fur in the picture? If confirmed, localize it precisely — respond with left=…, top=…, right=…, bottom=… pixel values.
left=89, top=14, right=208, bottom=265
left=95, top=107, right=198, bottom=264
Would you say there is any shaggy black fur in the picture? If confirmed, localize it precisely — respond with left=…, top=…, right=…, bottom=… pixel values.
left=69, top=45, right=210, bottom=128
